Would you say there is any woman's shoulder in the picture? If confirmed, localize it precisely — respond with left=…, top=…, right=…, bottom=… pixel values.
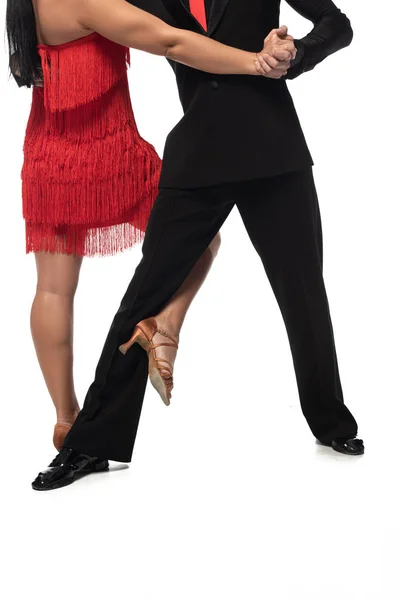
left=34, top=0, right=94, bottom=46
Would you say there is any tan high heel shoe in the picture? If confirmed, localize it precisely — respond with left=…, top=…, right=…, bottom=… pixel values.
left=53, top=423, right=72, bottom=452
left=119, top=317, right=178, bottom=406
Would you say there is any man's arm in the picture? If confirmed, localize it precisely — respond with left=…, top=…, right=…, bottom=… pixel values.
left=283, top=0, right=353, bottom=79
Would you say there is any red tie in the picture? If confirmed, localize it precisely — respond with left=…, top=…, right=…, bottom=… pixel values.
left=189, top=0, right=208, bottom=31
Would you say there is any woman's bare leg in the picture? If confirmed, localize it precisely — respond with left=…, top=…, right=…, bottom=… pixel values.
left=31, top=231, right=220, bottom=416
left=31, top=252, right=82, bottom=427
left=152, top=233, right=221, bottom=374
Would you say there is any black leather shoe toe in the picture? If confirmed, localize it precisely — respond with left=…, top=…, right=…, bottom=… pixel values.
left=331, top=437, right=364, bottom=455
left=32, top=448, right=109, bottom=491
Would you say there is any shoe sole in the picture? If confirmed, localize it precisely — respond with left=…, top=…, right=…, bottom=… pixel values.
left=119, top=326, right=172, bottom=407
left=332, top=446, right=364, bottom=456
left=148, top=358, right=170, bottom=406
left=135, top=337, right=171, bottom=406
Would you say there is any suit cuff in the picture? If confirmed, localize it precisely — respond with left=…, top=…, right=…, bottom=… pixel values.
left=284, top=39, right=306, bottom=81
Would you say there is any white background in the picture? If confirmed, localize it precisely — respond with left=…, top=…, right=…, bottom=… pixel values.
left=1, top=1, right=400, bottom=598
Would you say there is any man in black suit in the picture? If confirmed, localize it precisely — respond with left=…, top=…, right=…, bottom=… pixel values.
left=33, top=0, right=364, bottom=491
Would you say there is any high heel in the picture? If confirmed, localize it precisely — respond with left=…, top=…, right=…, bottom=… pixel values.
left=119, top=317, right=178, bottom=406
left=53, top=423, right=73, bottom=452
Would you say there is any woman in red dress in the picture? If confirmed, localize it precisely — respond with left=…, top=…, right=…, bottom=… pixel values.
left=6, top=0, right=279, bottom=450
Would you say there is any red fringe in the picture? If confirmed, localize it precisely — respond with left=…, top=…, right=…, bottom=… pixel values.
left=25, top=221, right=151, bottom=257
left=23, top=34, right=161, bottom=257
left=38, top=34, right=130, bottom=112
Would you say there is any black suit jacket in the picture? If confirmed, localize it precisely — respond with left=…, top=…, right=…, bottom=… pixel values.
left=130, top=0, right=353, bottom=188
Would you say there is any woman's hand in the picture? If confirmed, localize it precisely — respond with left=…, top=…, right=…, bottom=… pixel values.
left=255, top=26, right=297, bottom=79
left=255, top=54, right=291, bottom=79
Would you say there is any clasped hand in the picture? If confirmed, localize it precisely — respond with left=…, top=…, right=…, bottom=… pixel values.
left=255, top=26, right=296, bottom=79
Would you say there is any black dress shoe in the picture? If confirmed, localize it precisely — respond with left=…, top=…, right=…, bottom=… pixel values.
left=32, top=447, right=109, bottom=491
left=332, top=437, right=364, bottom=455
left=320, top=437, right=365, bottom=455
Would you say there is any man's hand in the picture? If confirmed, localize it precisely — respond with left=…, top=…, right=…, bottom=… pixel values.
left=256, top=26, right=297, bottom=79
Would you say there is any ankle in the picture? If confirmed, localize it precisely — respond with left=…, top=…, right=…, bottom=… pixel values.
left=56, top=405, right=80, bottom=427
left=155, top=315, right=181, bottom=341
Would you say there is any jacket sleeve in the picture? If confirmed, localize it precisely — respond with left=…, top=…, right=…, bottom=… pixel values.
left=283, top=0, right=353, bottom=80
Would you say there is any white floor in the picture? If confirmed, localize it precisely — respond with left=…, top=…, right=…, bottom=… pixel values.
left=2, top=206, right=400, bottom=599
left=1, top=2, right=400, bottom=596
left=3, top=408, right=398, bottom=599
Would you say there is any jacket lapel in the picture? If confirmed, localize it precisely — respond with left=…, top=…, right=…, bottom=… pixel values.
left=161, top=0, right=205, bottom=33
left=208, top=0, right=229, bottom=36
left=161, top=0, right=229, bottom=37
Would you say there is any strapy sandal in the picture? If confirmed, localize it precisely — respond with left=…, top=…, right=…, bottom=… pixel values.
left=119, top=317, right=178, bottom=406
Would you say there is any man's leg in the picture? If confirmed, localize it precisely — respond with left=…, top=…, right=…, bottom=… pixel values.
left=236, top=170, right=358, bottom=444
left=65, top=186, right=234, bottom=462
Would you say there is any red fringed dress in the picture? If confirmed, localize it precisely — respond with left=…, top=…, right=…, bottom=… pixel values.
left=22, top=33, right=162, bottom=256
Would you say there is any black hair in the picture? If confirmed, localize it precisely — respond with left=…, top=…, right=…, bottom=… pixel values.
left=6, top=0, right=42, bottom=87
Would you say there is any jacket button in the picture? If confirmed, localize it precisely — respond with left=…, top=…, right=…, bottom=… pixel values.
left=210, top=80, right=219, bottom=90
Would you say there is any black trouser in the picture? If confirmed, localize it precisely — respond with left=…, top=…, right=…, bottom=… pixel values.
left=65, top=169, right=358, bottom=462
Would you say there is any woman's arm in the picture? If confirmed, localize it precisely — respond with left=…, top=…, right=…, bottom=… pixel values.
left=283, top=0, right=353, bottom=79
left=77, top=0, right=261, bottom=76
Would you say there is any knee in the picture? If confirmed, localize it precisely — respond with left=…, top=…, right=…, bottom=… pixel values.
left=34, top=254, right=82, bottom=299
left=36, top=281, right=78, bottom=300
left=208, top=232, right=221, bottom=261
